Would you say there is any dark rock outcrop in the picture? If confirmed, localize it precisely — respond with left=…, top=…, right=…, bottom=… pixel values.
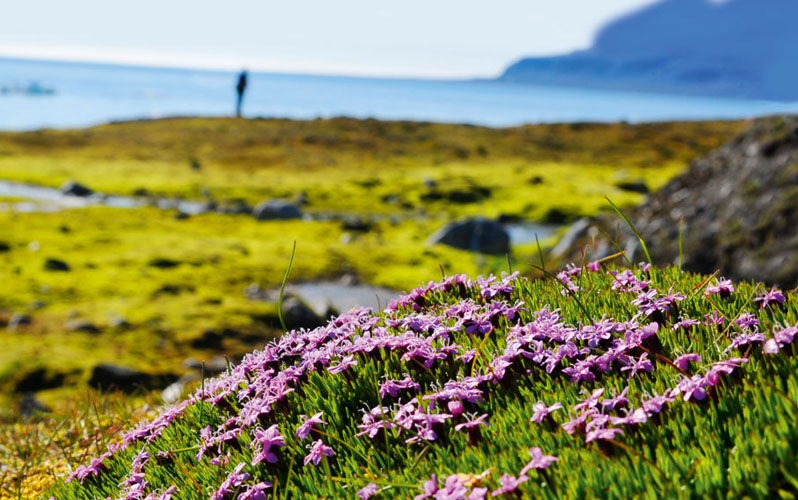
left=553, top=116, right=798, bottom=288
left=429, top=218, right=510, bottom=255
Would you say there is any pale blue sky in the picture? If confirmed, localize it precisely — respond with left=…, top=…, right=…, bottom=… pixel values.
left=0, top=0, right=659, bottom=78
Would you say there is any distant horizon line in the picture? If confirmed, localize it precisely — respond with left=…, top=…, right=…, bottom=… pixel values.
left=0, top=49, right=508, bottom=82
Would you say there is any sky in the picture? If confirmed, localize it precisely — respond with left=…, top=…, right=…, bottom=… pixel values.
left=0, top=0, right=660, bottom=78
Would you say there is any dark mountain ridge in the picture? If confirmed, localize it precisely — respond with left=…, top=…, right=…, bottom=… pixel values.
left=500, top=0, right=798, bottom=101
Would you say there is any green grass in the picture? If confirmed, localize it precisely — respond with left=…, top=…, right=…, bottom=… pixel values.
left=42, top=265, right=798, bottom=499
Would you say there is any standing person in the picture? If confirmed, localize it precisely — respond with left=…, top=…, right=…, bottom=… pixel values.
left=236, top=70, right=248, bottom=117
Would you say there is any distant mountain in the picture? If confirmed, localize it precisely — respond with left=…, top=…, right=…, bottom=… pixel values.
left=500, top=0, right=798, bottom=101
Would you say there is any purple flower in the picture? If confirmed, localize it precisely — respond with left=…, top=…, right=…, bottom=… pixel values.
left=573, top=388, right=605, bottom=412
left=491, top=474, right=528, bottom=497
left=640, top=389, right=675, bottom=416
left=448, top=400, right=464, bottom=416
left=530, top=401, right=563, bottom=423
left=210, top=463, right=249, bottom=500
left=328, top=355, right=358, bottom=374
left=296, top=412, right=328, bottom=441
left=725, top=332, right=766, bottom=353
left=754, top=287, right=786, bottom=309
left=704, top=311, right=725, bottom=327
left=600, top=386, right=629, bottom=412
left=251, top=425, right=286, bottom=465
left=771, top=322, right=798, bottom=347
left=764, top=323, right=798, bottom=354
left=414, top=474, right=439, bottom=500
left=609, top=407, right=648, bottom=426
left=435, top=474, right=470, bottom=500
left=519, top=447, right=558, bottom=475
left=303, top=439, right=334, bottom=466
left=705, top=358, right=748, bottom=386
left=672, top=317, right=701, bottom=331
left=673, top=375, right=708, bottom=402
left=454, top=413, right=490, bottom=432
left=673, top=353, right=701, bottom=372
left=585, top=427, right=624, bottom=443
left=620, top=353, right=654, bottom=379
left=705, top=278, right=735, bottom=298
left=238, top=482, right=273, bottom=500
left=380, top=375, right=421, bottom=399
left=357, top=483, right=378, bottom=499
left=734, top=313, right=759, bottom=331
left=763, top=338, right=781, bottom=354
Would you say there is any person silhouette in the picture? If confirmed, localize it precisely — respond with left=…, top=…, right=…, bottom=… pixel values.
left=236, top=70, right=248, bottom=117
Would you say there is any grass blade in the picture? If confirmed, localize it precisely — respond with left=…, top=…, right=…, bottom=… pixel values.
left=605, top=196, right=653, bottom=268
left=278, top=240, right=298, bottom=332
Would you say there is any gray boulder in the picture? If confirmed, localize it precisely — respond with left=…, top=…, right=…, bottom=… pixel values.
left=61, top=180, right=93, bottom=197
left=429, top=218, right=510, bottom=255
left=252, top=200, right=302, bottom=220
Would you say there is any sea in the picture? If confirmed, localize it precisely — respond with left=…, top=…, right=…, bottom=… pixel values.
left=2, top=57, right=798, bottom=131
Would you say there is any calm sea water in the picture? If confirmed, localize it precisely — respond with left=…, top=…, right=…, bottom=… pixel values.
left=2, top=57, right=798, bottom=131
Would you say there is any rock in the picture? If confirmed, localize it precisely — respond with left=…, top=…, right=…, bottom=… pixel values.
left=252, top=200, right=302, bottom=220
left=88, top=364, right=177, bottom=393
left=555, top=116, right=798, bottom=287
left=294, top=191, right=309, bottom=206
left=428, top=218, right=511, bottom=255
left=616, top=181, right=650, bottom=194
left=217, top=199, right=252, bottom=215
left=529, top=176, right=545, bottom=185
left=60, top=180, right=93, bottom=197
left=44, top=258, right=70, bottom=271
left=421, top=186, right=491, bottom=204
left=109, top=315, right=131, bottom=329
left=191, top=329, right=225, bottom=349
left=132, top=187, right=150, bottom=196
left=148, top=257, right=181, bottom=269
left=0, top=241, right=10, bottom=252
left=65, top=319, right=102, bottom=334
left=14, top=368, right=66, bottom=392
left=550, top=218, right=594, bottom=258
left=341, top=216, right=372, bottom=232
left=282, top=297, right=323, bottom=330
left=18, top=393, right=51, bottom=417
left=8, top=313, right=32, bottom=331
left=161, top=374, right=198, bottom=404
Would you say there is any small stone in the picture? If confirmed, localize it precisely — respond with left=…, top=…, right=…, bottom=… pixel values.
left=252, top=200, right=302, bottom=220
left=8, top=313, right=32, bottom=331
left=43, top=258, right=70, bottom=272
left=65, top=319, right=102, bottom=334
left=60, top=180, right=93, bottom=197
